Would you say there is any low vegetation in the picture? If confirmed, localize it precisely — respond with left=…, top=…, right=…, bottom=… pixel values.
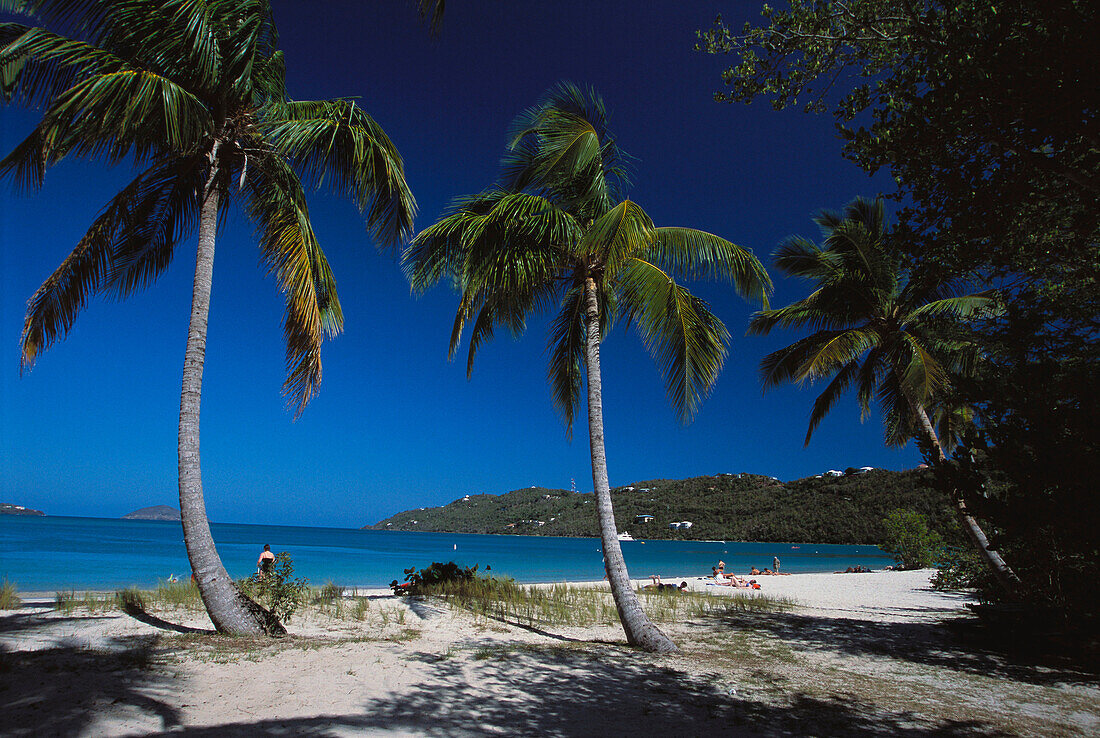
left=0, top=580, right=20, bottom=610
left=393, top=562, right=791, bottom=629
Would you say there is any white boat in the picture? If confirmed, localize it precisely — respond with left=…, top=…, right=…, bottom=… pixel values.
left=617, top=531, right=634, bottom=541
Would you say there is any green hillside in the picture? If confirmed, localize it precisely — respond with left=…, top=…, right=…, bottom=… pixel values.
left=366, top=468, right=957, bottom=545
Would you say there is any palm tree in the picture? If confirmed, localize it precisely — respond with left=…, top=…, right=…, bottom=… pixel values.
left=1, top=1, right=425, bottom=634
left=404, top=83, right=772, bottom=653
left=748, top=196, right=1021, bottom=593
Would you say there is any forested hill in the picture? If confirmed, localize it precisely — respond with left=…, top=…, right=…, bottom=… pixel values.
left=366, top=469, right=956, bottom=544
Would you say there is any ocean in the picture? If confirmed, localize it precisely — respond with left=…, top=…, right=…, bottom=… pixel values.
left=0, top=515, right=895, bottom=592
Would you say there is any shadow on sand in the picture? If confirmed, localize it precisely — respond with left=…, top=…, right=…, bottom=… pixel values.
left=119, top=646, right=1005, bottom=737
left=705, top=609, right=1099, bottom=686
left=0, top=635, right=181, bottom=736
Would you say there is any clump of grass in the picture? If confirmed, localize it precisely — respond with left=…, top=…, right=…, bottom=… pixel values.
left=422, top=573, right=792, bottom=629
left=0, top=579, right=20, bottom=610
left=54, top=590, right=76, bottom=614
left=151, top=579, right=203, bottom=611
left=116, top=587, right=146, bottom=615
left=316, top=581, right=343, bottom=604
left=638, top=587, right=795, bottom=622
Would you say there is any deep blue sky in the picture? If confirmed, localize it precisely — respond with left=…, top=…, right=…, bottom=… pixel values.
left=0, top=2, right=919, bottom=527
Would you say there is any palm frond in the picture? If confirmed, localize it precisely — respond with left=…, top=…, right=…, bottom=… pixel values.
left=581, top=199, right=653, bottom=275
left=0, top=24, right=124, bottom=108
left=758, top=327, right=878, bottom=389
left=905, top=292, right=1000, bottom=325
left=805, top=359, right=861, bottom=445
left=19, top=162, right=167, bottom=369
left=411, top=0, right=445, bottom=35
left=546, top=284, right=586, bottom=435
left=36, top=66, right=212, bottom=164
left=645, top=227, right=771, bottom=306
left=244, top=155, right=343, bottom=416
left=266, top=98, right=416, bottom=250
left=619, top=258, right=729, bottom=421
left=503, top=81, right=630, bottom=217
left=106, top=154, right=205, bottom=296
left=771, top=235, right=837, bottom=281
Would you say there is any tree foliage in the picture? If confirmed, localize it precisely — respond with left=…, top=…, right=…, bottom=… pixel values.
left=1, top=0, right=417, bottom=414
left=699, top=1, right=1099, bottom=623
left=880, top=509, right=942, bottom=570
left=748, top=196, right=993, bottom=448
left=697, top=1, right=1098, bottom=301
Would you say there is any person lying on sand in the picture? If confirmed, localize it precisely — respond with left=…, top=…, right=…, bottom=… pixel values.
left=645, top=575, right=688, bottom=592
left=710, top=568, right=749, bottom=587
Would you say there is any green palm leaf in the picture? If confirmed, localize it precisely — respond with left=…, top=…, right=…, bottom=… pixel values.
left=619, top=257, right=729, bottom=421
left=646, top=227, right=771, bottom=305
left=266, top=99, right=416, bottom=250
left=546, top=284, right=586, bottom=435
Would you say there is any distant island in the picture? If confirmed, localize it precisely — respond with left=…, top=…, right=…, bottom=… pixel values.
left=367, top=468, right=955, bottom=545
left=1, top=503, right=45, bottom=516
left=123, top=505, right=182, bottom=521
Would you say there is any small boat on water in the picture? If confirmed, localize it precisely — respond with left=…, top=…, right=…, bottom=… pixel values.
left=617, top=531, right=634, bottom=541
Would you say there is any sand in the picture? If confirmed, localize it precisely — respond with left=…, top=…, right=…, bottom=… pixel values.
left=1, top=570, right=1096, bottom=737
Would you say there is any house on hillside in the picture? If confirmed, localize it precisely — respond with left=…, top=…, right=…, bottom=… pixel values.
left=634, top=514, right=654, bottom=524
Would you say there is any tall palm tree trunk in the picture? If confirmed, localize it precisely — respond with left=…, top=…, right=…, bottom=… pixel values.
left=907, top=395, right=1022, bottom=596
left=178, top=144, right=283, bottom=636
left=582, top=278, right=679, bottom=654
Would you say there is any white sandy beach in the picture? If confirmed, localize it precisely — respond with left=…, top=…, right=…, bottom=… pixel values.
left=2, top=570, right=1096, bottom=737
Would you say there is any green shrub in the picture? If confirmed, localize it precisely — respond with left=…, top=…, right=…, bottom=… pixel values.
left=931, top=545, right=989, bottom=592
left=881, top=509, right=944, bottom=570
left=391, top=561, right=480, bottom=596
left=0, top=580, right=20, bottom=610
left=241, top=551, right=309, bottom=623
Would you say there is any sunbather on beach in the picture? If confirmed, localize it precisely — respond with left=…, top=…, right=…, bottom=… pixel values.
left=645, top=575, right=687, bottom=592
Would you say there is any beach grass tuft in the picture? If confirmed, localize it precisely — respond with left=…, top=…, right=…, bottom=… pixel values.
left=415, top=574, right=791, bottom=628
left=150, top=579, right=204, bottom=611
left=116, top=587, right=147, bottom=615
left=0, top=579, right=20, bottom=610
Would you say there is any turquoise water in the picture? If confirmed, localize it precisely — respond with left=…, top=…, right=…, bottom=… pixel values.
left=0, top=515, right=894, bottom=592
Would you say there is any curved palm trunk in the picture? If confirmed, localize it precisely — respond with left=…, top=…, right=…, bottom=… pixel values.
left=179, top=146, right=283, bottom=636
left=582, top=278, right=679, bottom=654
left=907, top=396, right=1022, bottom=596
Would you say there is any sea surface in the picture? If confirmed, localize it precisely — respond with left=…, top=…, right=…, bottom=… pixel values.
left=1, top=515, right=895, bottom=592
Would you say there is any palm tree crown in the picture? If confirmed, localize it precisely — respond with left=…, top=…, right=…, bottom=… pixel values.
left=749, top=196, right=994, bottom=447
left=406, top=82, right=771, bottom=429
left=2, top=0, right=415, bottom=413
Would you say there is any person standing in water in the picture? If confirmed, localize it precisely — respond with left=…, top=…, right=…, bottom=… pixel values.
left=258, top=544, right=276, bottom=576
left=773, top=556, right=781, bottom=573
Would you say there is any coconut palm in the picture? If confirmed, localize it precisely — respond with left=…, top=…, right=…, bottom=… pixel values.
left=1, top=0, right=426, bottom=634
left=748, top=196, right=1020, bottom=593
left=404, top=83, right=772, bottom=653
